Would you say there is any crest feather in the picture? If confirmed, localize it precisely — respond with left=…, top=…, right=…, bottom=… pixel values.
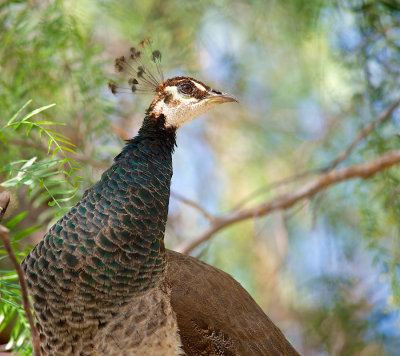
left=109, top=39, right=164, bottom=95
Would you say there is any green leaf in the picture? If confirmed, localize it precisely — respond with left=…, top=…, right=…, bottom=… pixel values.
left=59, top=146, right=78, bottom=155
left=5, top=212, right=28, bottom=230
left=0, top=309, right=16, bottom=333
left=21, top=157, right=37, bottom=170
left=45, top=129, right=70, bottom=139
left=50, top=146, right=61, bottom=158
left=25, top=123, right=33, bottom=136
left=44, top=180, right=68, bottom=186
left=35, top=121, right=65, bottom=126
left=67, top=158, right=82, bottom=167
left=0, top=271, right=19, bottom=276
left=53, top=196, right=76, bottom=203
left=0, top=273, right=19, bottom=281
left=53, top=137, right=76, bottom=146
left=46, top=188, right=77, bottom=195
left=12, top=225, right=42, bottom=241
left=0, top=178, right=18, bottom=187
left=0, top=297, right=22, bottom=310
left=47, top=137, right=53, bottom=153
left=0, top=289, right=21, bottom=299
left=57, top=157, right=67, bottom=167
left=0, top=280, right=22, bottom=289
left=20, top=103, right=56, bottom=122
left=0, top=129, right=6, bottom=144
left=12, top=122, right=22, bottom=130
left=3, top=160, right=30, bottom=168
left=6, top=100, right=32, bottom=126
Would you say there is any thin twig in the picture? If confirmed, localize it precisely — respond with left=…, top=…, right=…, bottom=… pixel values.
left=0, top=192, right=41, bottom=356
left=322, top=99, right=400, bottom=171
left=170, top=191, right=215, bottom=222
left=176, top=150, right=400, bottom=254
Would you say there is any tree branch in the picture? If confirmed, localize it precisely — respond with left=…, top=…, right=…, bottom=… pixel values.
left=176, top=150, right=400, bottom=254
left=322, top=99, right=400, bottom=171
left=231, top=100, right=400, bottom=211
left=0, top=192, right=41, bottom=356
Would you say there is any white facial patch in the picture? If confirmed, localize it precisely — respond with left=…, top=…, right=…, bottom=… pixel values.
left=191, top=81, right=206, bottom=91
left=153, top=86, right=219, bottom=129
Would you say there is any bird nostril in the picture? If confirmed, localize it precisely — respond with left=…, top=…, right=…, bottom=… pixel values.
left=211, top=89, right=222, bottom=95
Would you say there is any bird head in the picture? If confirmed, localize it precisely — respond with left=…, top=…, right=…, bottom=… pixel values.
left=109, top=40, right=237, bottom=130
left=149, top=77, right=237, bottom=129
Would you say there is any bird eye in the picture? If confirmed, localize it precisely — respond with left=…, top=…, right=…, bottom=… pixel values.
left=179, top=83, right=193, bottom=95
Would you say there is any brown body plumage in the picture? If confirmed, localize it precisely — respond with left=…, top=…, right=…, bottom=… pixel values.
left=167, top=250, right=299, bottom=355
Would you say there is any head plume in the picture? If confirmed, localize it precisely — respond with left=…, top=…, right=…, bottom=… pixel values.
left=109, top=38, right=164, bottom=95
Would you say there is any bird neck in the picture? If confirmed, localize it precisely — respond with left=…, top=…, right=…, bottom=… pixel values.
left=98, top=113, right=177, bottom=297
left=130, top=112, right=176, bottom=148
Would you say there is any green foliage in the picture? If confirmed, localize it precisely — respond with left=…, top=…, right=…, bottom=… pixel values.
left=0, top=1, right=111, bottom=352
left=0, top=0, right=113, bottom=185
left=1, top=101, right=83, bottom=213
left=0, top=270, right=32, bottom=356
left=0, top=205, right=42, bottom=355
left=0, top=101, right=82, bottom=353
left=0, top=101, right=82, bottom=216
left=301, top=276, right=392, bottom=355
left=0, top=0, right=400, bottom=354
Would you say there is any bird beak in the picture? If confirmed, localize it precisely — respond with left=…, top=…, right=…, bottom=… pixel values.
left=207, top=91, right=238, bottom=104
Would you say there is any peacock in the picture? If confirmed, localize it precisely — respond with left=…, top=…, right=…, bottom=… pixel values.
left=21, top=41, right=300, bottom=356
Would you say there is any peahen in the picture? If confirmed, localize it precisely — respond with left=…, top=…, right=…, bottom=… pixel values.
left=21, top=42, right=300, bottom=356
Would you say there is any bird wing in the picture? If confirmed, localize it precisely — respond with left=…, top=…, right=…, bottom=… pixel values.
left=166, top=249, right=300, bottom=356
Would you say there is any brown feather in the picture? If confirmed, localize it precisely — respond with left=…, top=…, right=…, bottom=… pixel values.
left=166, top=250, right=300, bottom=356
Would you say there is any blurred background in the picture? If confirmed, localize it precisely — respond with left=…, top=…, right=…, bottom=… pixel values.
left=1, top=0, right=400, bottom=355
